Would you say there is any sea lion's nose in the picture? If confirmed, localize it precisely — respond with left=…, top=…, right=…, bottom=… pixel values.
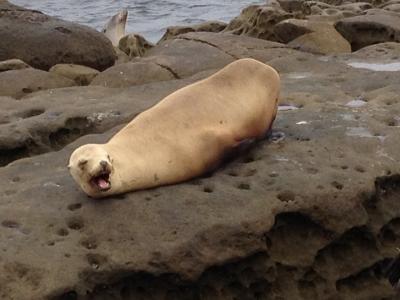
left=100, top=160, right=108, bottom=169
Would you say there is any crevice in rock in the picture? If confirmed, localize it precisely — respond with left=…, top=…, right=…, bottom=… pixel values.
left=154, top=63, right=180, bottom=79
left=176, top=36, right=240, bottom=59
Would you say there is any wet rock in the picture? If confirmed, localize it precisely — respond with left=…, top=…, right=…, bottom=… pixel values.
left=0, top=2, right=116, bottom=70
left=49, top=64, right=100, bottom=86
left=90, top=61, right=176, bottom=88
left=159, top=20, right=227, bottom=42
left=224, top=4, right=292, bottom=40
left=0, top=68, right=75, bottom=99
left=118, top=33, right=154, bottom=58
left=335, top=9, right=400, bottom=50
left=0, top=59, right=31, bottom=72
left=275, top=19, right=351, bottom=54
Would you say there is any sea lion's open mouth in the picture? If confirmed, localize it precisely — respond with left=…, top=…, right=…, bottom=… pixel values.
left=90, top=172, right=111, bottom=191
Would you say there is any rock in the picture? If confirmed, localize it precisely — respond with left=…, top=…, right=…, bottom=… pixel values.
left=142, top=37, right=235, bottom=78
left=0, top=2, right=116, bottom=70
left=0, top=69, right=75, bottom=98
left=90, top=61, right=176, bottom=88
left=274, top=19, right=314, bottom=43
left=335, top=9, right=400, bottom=50
left=223, top=4, right=292, bottom=40
left=1, top=47, right=400, bottom=299
left=348, top=42, right=400, bottom=60
left=118, top=33, right=154, bottom=58
left=275, top=19, right=351, bottom=54
left=158, top=20, right=227, bottom=42
left=0, top=59, right=31, bottom=72
left=178, top=32, right=297, bottom=62
left=49, top=64, right=100, bottom=85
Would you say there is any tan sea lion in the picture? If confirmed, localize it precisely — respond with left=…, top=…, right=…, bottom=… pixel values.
left=102, top=9, right=128, bottom=47
left=68, top=58, right=280, bottom=198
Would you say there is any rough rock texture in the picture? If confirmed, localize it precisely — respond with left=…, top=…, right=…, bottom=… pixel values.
left=0, top=59, right=31, bottom=72
left=118, top=33, right=154, bottom=58
left=274, top=19, right=351, bottom=54
left=0, top=68, right=75, bottom=98
left=1, top=32, right=400, bottom=299
left=0, top=1, right=116, bottom=70
left=49, top=64, right=100, bottom=86
left=224, top=4, right=292, bottom=40
left=159, top=21, right=227, bottom=42
left=335, top=9, right=400, bottom=50
left=90, top=62, right=177, bottom=88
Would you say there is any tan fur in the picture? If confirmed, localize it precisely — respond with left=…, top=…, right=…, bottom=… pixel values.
left=103, top=9, right=128, bottom=47
left=69, top=58, right=280, bottom=198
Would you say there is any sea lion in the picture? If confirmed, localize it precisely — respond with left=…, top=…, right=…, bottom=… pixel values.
left=68, top=58, right=280, bottom=198
left=102, top=9, right=128, bottom=47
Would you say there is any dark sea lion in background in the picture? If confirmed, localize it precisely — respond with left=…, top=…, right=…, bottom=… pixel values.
left=68, top=58, right=280, bottom=198
left=102, top=9, right=128, bottom=47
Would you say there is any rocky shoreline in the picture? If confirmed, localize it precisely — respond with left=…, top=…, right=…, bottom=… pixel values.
left=1, top=0, right=400, bottom=299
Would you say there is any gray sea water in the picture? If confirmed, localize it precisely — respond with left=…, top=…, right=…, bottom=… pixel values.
left=10, top=0, right=264, bottom=43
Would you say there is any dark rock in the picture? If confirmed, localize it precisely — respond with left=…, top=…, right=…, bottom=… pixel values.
left=335, top=9, right=400, bottom=50
left=0, top=2, right=116, bottom=70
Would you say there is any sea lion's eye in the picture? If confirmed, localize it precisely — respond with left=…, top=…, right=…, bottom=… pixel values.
left=78, top=159, right=88, bottom=169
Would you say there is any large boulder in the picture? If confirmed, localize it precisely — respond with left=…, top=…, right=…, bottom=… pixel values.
left=335, top=9, right=400, bottom=50
left=0, top=69, right=75, bottom=98
left=0, top=1, right=116, bottom=71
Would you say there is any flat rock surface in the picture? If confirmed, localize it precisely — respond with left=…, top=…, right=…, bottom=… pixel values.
left=0, top=1, right=116, bottom=71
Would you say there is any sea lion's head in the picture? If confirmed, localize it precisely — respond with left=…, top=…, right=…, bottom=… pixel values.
left=102, top=9, right=128, bottom=47
left=68, top=144, right=114, bottom=198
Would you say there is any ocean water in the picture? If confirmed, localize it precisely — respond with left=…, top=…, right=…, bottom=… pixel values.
left=10, top=0, right=264, bottom=43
